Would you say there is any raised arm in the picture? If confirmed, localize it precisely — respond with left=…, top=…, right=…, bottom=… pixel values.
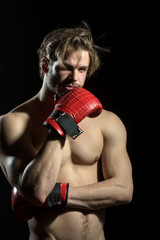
left=67, top=111, right=133, bottom=210
left=0, top=113, right=64, bottom=205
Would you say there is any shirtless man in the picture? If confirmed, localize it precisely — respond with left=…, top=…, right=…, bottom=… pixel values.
left=0, top=23, right=133, bottom=240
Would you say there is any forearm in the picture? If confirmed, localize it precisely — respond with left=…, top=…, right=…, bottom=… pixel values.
left=67, top=179, right=133, bottom=210
left=19, top=132, right=65, bottom=204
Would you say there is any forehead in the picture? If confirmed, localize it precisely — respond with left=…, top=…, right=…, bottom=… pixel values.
left=64, top=48, right=90, bottom=67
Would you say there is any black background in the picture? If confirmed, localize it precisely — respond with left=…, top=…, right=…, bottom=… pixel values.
left=0, top=1, right=156, bottom=239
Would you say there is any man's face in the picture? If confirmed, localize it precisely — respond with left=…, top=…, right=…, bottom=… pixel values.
left=45, top=48, right=90, bottom=96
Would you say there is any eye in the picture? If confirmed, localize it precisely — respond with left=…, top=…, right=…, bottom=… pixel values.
left=78, top=67, right=87, bottom=73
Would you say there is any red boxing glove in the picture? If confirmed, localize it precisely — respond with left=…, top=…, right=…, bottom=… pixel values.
left=11, top=187, right=35, bottom=221
left=43, top=87, right=103, bottom=139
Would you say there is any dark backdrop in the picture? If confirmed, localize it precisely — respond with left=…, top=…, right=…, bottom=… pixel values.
left=0, top=1, right=154, bottom=239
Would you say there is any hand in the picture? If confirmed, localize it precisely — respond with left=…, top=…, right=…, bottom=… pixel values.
left=11, top=187, right=35, bottom=221
left=43, top=87, right=103, bottom=139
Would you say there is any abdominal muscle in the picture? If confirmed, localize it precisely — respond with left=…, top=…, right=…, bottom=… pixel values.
left=28, top=207, right=105, bottom=240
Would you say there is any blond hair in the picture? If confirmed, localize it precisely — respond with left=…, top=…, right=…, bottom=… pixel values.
left=37, top=22, right=108, bottom=79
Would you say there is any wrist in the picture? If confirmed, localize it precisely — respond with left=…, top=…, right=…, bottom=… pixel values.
left=66, top=186, right=75, bottom=208
left=45, top=183, right=69, bottom=209
left=47, top=129, right=66, bottom=146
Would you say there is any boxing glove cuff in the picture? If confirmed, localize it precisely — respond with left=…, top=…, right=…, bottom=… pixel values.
left=46, top=183, right=69, bottom=209
left=44, top=110, right=83, bottom=139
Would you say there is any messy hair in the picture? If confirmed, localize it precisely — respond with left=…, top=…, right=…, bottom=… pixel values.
left=37, top=22, right=108, bottom=79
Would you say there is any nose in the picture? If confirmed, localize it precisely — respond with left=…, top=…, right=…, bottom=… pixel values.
left=70, top=70, right=79, bottom=82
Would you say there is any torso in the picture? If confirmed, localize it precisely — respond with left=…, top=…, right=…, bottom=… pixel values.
left=7, top=97, right=107, bottom=240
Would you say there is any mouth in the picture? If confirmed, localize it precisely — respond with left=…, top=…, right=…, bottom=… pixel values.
left=65, top=85, right=77, bottom=91
left=58, top=82, right=79, bottom=96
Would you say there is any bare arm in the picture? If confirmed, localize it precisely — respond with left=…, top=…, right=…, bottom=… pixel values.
left=0, top=113, right=64, bottom=205
left=67, top=111, right=133, bottom=210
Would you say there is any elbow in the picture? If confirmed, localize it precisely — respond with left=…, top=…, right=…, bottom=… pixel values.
left=118, top=184, right=134, bottom=205
left=31, top=189, right=47, bottom=206
left=123, top=188, right=133, bottom=204
left=20, top=185, right=48, bottom=206
left=19, top=174, right=56, bottom=206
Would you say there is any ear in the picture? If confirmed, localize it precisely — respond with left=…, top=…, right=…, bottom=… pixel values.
left=41, top=58, right=48, bottom=73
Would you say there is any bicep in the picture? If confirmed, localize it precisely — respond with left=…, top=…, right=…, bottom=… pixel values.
left=101, top=112, right=132, bottom=184
left=102, top=141, right=132, bottom=183
left=0, top=115, right=36, bottom=186
left=1, top=145, right=36, bottom=187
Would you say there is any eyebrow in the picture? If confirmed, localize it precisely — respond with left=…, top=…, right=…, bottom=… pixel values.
left=63, top=62, right=89, bottom=69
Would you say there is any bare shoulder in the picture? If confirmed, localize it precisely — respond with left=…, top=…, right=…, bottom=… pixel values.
left=0, top=111, right=29, bottom=149
left=98, top=109, right=127, bottom=141
left=1, top=110, right=29, bottom=130
left=98, top=109, right=125, bottom=125
left=0, top=98, right=35, bottom=154
left=0, top=95, right=38, bottom=141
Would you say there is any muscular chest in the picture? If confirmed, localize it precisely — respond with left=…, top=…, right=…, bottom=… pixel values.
left=64, top=118, right=103, bottom=165
left=32, top=117, right=103, bottom=165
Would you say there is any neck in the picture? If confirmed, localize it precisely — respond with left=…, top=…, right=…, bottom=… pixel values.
left=36, top=81, right=56, bottom=115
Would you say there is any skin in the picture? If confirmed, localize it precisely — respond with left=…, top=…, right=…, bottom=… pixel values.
left=0, top=48, right=133, bottom=240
